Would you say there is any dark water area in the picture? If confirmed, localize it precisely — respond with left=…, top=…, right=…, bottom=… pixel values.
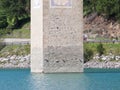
left=0, top=69, right=120, bottom=90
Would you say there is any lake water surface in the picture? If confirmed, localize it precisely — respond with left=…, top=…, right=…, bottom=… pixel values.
left=0, top=69, right=120, bottom=90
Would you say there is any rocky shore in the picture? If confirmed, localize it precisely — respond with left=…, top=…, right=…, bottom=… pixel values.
left=0, top=55, right=30, bottom=68
left=0, top=54, right=120, bottom=69
left=84, top=60, right=120, bottom=68
left=84, top=53, right=120, bottom=68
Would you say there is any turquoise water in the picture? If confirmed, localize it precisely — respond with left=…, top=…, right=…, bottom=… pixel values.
left=0, top=69, right=120, bottom=90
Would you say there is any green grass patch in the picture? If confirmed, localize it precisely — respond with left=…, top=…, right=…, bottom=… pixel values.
left=2, top=29, right=30, bottom=38
left=0, top=44, right=30, bottom=57
left=84, top=43, right=120, bottom=55
left=0, top=22, right=30, bottom=38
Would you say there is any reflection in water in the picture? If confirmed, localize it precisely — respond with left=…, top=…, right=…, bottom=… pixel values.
left=0, top=69, right=120, bottom=90
left=29, top=72, right=120, bottom=90
left=30, top=73, right=93, bottom=90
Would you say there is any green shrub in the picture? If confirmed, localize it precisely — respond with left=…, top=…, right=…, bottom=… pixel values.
left=0, top=42, right=6, bottom=51
left=97, top=43, right=105, bottom=56
left=84, top=44, right=94, bottom=63
left=0, top=29, right=12, bottom=37
left=0, top=16, right=8, bottom=28
left=0, top=21, right=8, bottom=28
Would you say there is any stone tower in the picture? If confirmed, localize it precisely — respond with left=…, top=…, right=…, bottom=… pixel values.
left=31, top=0, right=83, bottom=73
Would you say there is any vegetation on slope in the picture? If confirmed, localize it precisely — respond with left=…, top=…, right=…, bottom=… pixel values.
left=0, top=0, right=30, bottom=29
left=84, top=43, right=120, bottom=62
left=0, top=44, right=30, bottom=57
left=84, top=0, right=120, bottom=22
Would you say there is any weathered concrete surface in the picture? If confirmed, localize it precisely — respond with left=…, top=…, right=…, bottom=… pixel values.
left=31, top=0, right=43, bottom=73
left=31, top=0, right=83, bottom=73
left=43, top=0, right=83, bottom=73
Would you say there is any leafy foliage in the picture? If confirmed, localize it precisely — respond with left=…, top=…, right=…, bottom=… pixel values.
left=0, top=0, right=30, bottom=29
left=84, top=43, right=94, bottom=63
left=0, top=15, right=7, bottom=28
left=84, top=0, right=120, bottom=21
left=0, top=29, right=12, bottom=37
left=97, top=43, right=105, bottom=56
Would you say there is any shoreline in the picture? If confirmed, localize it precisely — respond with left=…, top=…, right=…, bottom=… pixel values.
left=84, top=60, right=120, bottom=69
left=0, top=54, right=30, bottom=68
left=0, top=54, right=120, bottom=69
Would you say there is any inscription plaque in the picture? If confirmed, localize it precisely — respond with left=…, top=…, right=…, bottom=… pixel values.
left=50, top=0, right=72, bottom=8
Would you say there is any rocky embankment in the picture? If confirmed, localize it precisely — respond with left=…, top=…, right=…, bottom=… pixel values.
left=0, top=55, right=30, bottom=68
left=0, top=53, right=120, bottom=69
left=84, top=60, right=120, bottom=68
left=84, top=54, right=120, bottom=68
left=84, top=13, right=120, bottom=39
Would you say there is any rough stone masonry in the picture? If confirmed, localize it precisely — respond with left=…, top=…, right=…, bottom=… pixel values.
left=31, top=0, right=83, bottom=73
